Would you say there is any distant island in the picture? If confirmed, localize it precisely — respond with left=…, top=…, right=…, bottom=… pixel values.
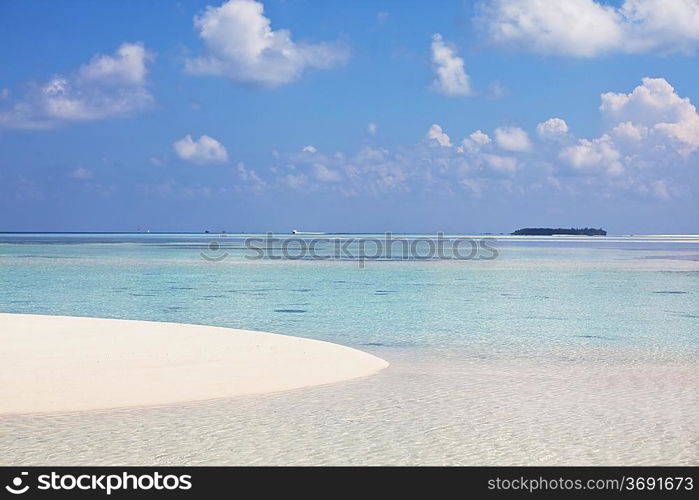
left=511, top=227, right=607, bottom=236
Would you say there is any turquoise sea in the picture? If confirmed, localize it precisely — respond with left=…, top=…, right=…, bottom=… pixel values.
left=0, top=233, right=697, bottom=361
left=1, top=233, right=698, bottom=465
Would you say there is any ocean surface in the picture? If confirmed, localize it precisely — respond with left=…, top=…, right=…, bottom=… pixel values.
left=1, top=233, right=698, bottom=465
left=0, top=233, right=697, bottom=361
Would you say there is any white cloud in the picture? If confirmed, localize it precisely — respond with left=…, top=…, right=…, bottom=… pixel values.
left=620, top=0, right=699, bottom=54
left=560, top=134, right=623, bottom=175
left=313, top=163, right=342, bottom=182
left=470, top=130, right=492, bottom=145
left=494, top=126, right=532, bottom=151
left=477, top=0, right=699, bottom=57
left=426, top=124, right=452, bottom=147
left=236, top=162, right=268, bottom=193
left=237, top=77, right=695, bottom=202
left=600, top=77, right=699, bottom=154
left=483, top=154, right=518, bottom=173
left=459, top=130, right=491, bottom=152
left=78, top=43, right=150, bottom=85
left=611, top=121, right=648, bottom=142
left=284, top=173, right=309, bottom=190
left=368, top=122, right=378, bottom=135
left=173, top=134, right=229, bottom=164
left=555, top=77, right=699, bottom=184
left=536, top=118, right=569, bottom=139
left=0, top=42, right=153, bottom=129
left=302, top=145, right=318, bottom=153
left=186, top=0, right=350, bottom=88
left=430, top=34, right=473, bottom=96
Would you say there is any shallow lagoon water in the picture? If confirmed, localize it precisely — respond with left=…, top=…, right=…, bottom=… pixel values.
left=1, top=233, right=697, bottom=360
left=1, top=234, right=697, bottom=464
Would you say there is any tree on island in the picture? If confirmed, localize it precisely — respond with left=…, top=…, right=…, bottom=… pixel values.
left=511, top=227, right=607, bottom=236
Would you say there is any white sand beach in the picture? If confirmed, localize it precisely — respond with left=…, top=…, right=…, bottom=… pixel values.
left=0, top=313, right=388, bottom=415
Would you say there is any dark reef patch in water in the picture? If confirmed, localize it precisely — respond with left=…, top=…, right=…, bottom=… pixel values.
left=362, top=342, right=387, bottom=347
left=274, top=309, right=307, bottom=313
left=653, top=291, right=688, bottom=294
left=645, top=254, right=699, bottom=262
left=170, top=286, right=195, bottom=290
left=14, top=255, right=77, bottom=259
left=575, top=335, right=615, bottom=340
left=130, top=293, right=156, bottom=297
left=290, top=288, right=312, bottom=292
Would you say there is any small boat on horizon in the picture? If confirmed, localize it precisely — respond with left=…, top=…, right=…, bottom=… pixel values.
left=291, top=229, right=326, bottom=235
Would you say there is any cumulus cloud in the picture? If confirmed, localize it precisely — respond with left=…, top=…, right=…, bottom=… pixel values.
left=227, top=78, right=696, bottom=202
left=173, top=134, right=229, bottom=164
left=430, top=34, right=473, bottom=96
left=494, top=126, right=532, bottom=151
left=477, top=0, right=699, bottom=57
left=459, top=130, right=492, bottom=152
left=536, top=118, right=569, bottom=139
left=557, top=77, right=699, bottom=182
left=302, top=145, right=318, bottom=153
left=0, top=43, right=153, bottom=129
left=600, top=77, right=699, bottom=154
left=469, top=130, right=492, bottom=145
left=78, top=43, right=150, bottom=85
left=560, top=134, right=623, bottom=175
left=186, top=0, right=350, bottom=88
left=368, top=122, right=378, bottom=135
left=611, top=121, right=648, bottom=143
left=426, top=123, right=452, bottom=147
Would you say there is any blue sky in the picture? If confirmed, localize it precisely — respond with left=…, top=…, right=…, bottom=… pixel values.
left=1, top=0, right=698, bottom=233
